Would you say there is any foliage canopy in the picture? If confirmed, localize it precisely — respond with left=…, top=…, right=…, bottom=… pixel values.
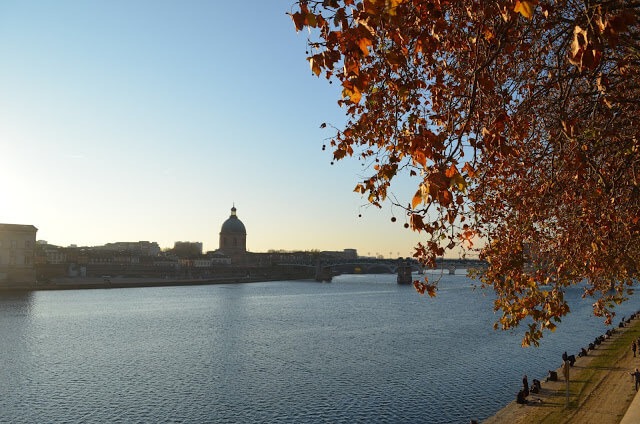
left=291, top=0, right=640, bottom=345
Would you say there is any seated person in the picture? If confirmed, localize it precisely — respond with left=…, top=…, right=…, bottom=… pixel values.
left=517, top=389, right=528, bottom=404
left=547, top=370, right=558, bottom=381
left=531, top=379, right=541, bottom=394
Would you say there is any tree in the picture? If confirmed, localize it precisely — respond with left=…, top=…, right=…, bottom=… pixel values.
left=290, top=0, right=640, bottom=346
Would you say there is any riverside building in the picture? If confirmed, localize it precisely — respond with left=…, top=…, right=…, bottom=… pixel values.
left=219, top=205, right=247, bottom=262
left=0, top=223, right=37, bottom=285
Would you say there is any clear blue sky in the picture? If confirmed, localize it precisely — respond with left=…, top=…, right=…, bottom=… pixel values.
left=0, top=0, right=429, bottom=257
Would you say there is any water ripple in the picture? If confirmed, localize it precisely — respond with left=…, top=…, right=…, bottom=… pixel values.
left=0, top=277, right=636, bottom=423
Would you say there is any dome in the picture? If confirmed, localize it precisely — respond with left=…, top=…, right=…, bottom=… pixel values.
left=220, top=206, right=246, bottom=234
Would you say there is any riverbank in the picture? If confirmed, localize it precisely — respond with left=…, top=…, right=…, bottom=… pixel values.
left=0, top=275, right=315, bottom=291
left=484, top=314, right=640, bottom=423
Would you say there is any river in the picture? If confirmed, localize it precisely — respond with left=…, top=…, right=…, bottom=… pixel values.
left=0, top=273, right=637, bottom=423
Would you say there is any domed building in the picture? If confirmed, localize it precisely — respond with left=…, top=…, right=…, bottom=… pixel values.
left=219, top=205, right=246, bottom=255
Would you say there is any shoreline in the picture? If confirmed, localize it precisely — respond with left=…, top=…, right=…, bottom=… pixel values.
left=0, top=276, right=315, bottom=291
left=483, top=314, right=640, bottom=423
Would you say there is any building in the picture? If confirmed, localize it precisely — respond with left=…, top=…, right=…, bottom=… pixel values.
left=219, top=205, right=247, bottom=256
left=206, top=251, right=232, bottom=265
left=321, top=249, right=359, bottom=259
left=0, top=224, right=37, bottom=285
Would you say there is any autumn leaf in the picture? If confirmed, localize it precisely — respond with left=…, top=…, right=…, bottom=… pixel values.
left=462, top=162, right=477, bottom=178
left=364, top=0, right=382, bottom=14
left=413, top=151, right=427, bottom=167
left=412, top=189, right=422, bottom=209
left=410, top=214, right=424, bottom=231
left=289, top=12, right=306, bottom=32
left=342, top=87, right=362, bottom=104
left=412, top=183, right=430, bottom=208
left=450, top=173, right=467, bottom=192
left=358, top=37, right=372, bottom=56
left=309, top=58, right=322, bottom=77
left=426, top=284, right=437, bottom=297
left=445, top=163, right=458, bottom=178
left=514, top=0, right=535, bottom=19
left=386, top=0, right=405, bottom=15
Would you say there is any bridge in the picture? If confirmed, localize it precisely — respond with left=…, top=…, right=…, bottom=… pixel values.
left=276, top=256, right=487, bottom=282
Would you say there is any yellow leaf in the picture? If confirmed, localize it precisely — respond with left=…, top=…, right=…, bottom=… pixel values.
left=514, top=0, right=534, bottom=19
left=450, top=173, right=467, bottom=192
left=342, top=87, right=362, bottom=104
left=386, top=0, right=404, bottom=15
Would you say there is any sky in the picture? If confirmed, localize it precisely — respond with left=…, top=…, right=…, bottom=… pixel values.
left=0, top=0, right=433, bottom=258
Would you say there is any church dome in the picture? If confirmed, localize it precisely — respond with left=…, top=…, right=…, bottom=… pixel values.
left=220, top=206, right=246, bottom=234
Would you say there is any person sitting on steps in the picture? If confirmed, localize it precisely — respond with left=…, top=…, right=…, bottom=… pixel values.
left=516, top=389, right=528, bottom=404
left=531, top=379, right=541, bottom=394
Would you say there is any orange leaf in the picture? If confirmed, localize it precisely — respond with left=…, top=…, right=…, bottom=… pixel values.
left=445, top=163, right=457, bottom=178
left=358, top=37, right=372, bottom=56
left=462, top=162, right=477, bottom=178
left=426, top=285, right=437, bottom=297
left=413, top=151, right=426, bottom=167
left=412, top=190, right=422, bottom=209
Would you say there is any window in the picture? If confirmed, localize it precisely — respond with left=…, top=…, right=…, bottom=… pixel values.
left=25, top=241, right=31, bottom=249
left=10, top=240, right=17, bottom=249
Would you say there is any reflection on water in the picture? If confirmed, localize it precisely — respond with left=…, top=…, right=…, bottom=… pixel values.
left=0, top=289, right=33, bottom=312
left=0, top=276, right=636, bottom=423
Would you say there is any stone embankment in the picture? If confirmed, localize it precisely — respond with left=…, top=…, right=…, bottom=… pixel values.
left=484, top=313, right=640, bottom=424
left=0, top=275, right=314, bottom=291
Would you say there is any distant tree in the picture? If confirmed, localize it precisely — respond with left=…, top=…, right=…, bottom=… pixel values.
left=171, top=242, right=203, bottom=259
left=290, top=0, right=640, bottom=345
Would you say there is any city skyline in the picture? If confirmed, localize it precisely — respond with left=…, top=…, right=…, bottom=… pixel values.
left=29, top=209, right=413, bottom=259
left=1, top=1, right=431, bottom=257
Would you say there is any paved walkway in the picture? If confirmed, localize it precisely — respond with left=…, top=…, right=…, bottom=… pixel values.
left=620, top=388, right=640, bottom=424
left=484, top=316, right=640, bottom=423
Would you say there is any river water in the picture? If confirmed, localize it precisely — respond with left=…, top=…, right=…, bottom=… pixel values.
left=1, top=273, right=637, bottom=423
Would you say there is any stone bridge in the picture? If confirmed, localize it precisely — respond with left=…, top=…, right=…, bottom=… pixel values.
left=276, top=256, right=487, bottom=282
